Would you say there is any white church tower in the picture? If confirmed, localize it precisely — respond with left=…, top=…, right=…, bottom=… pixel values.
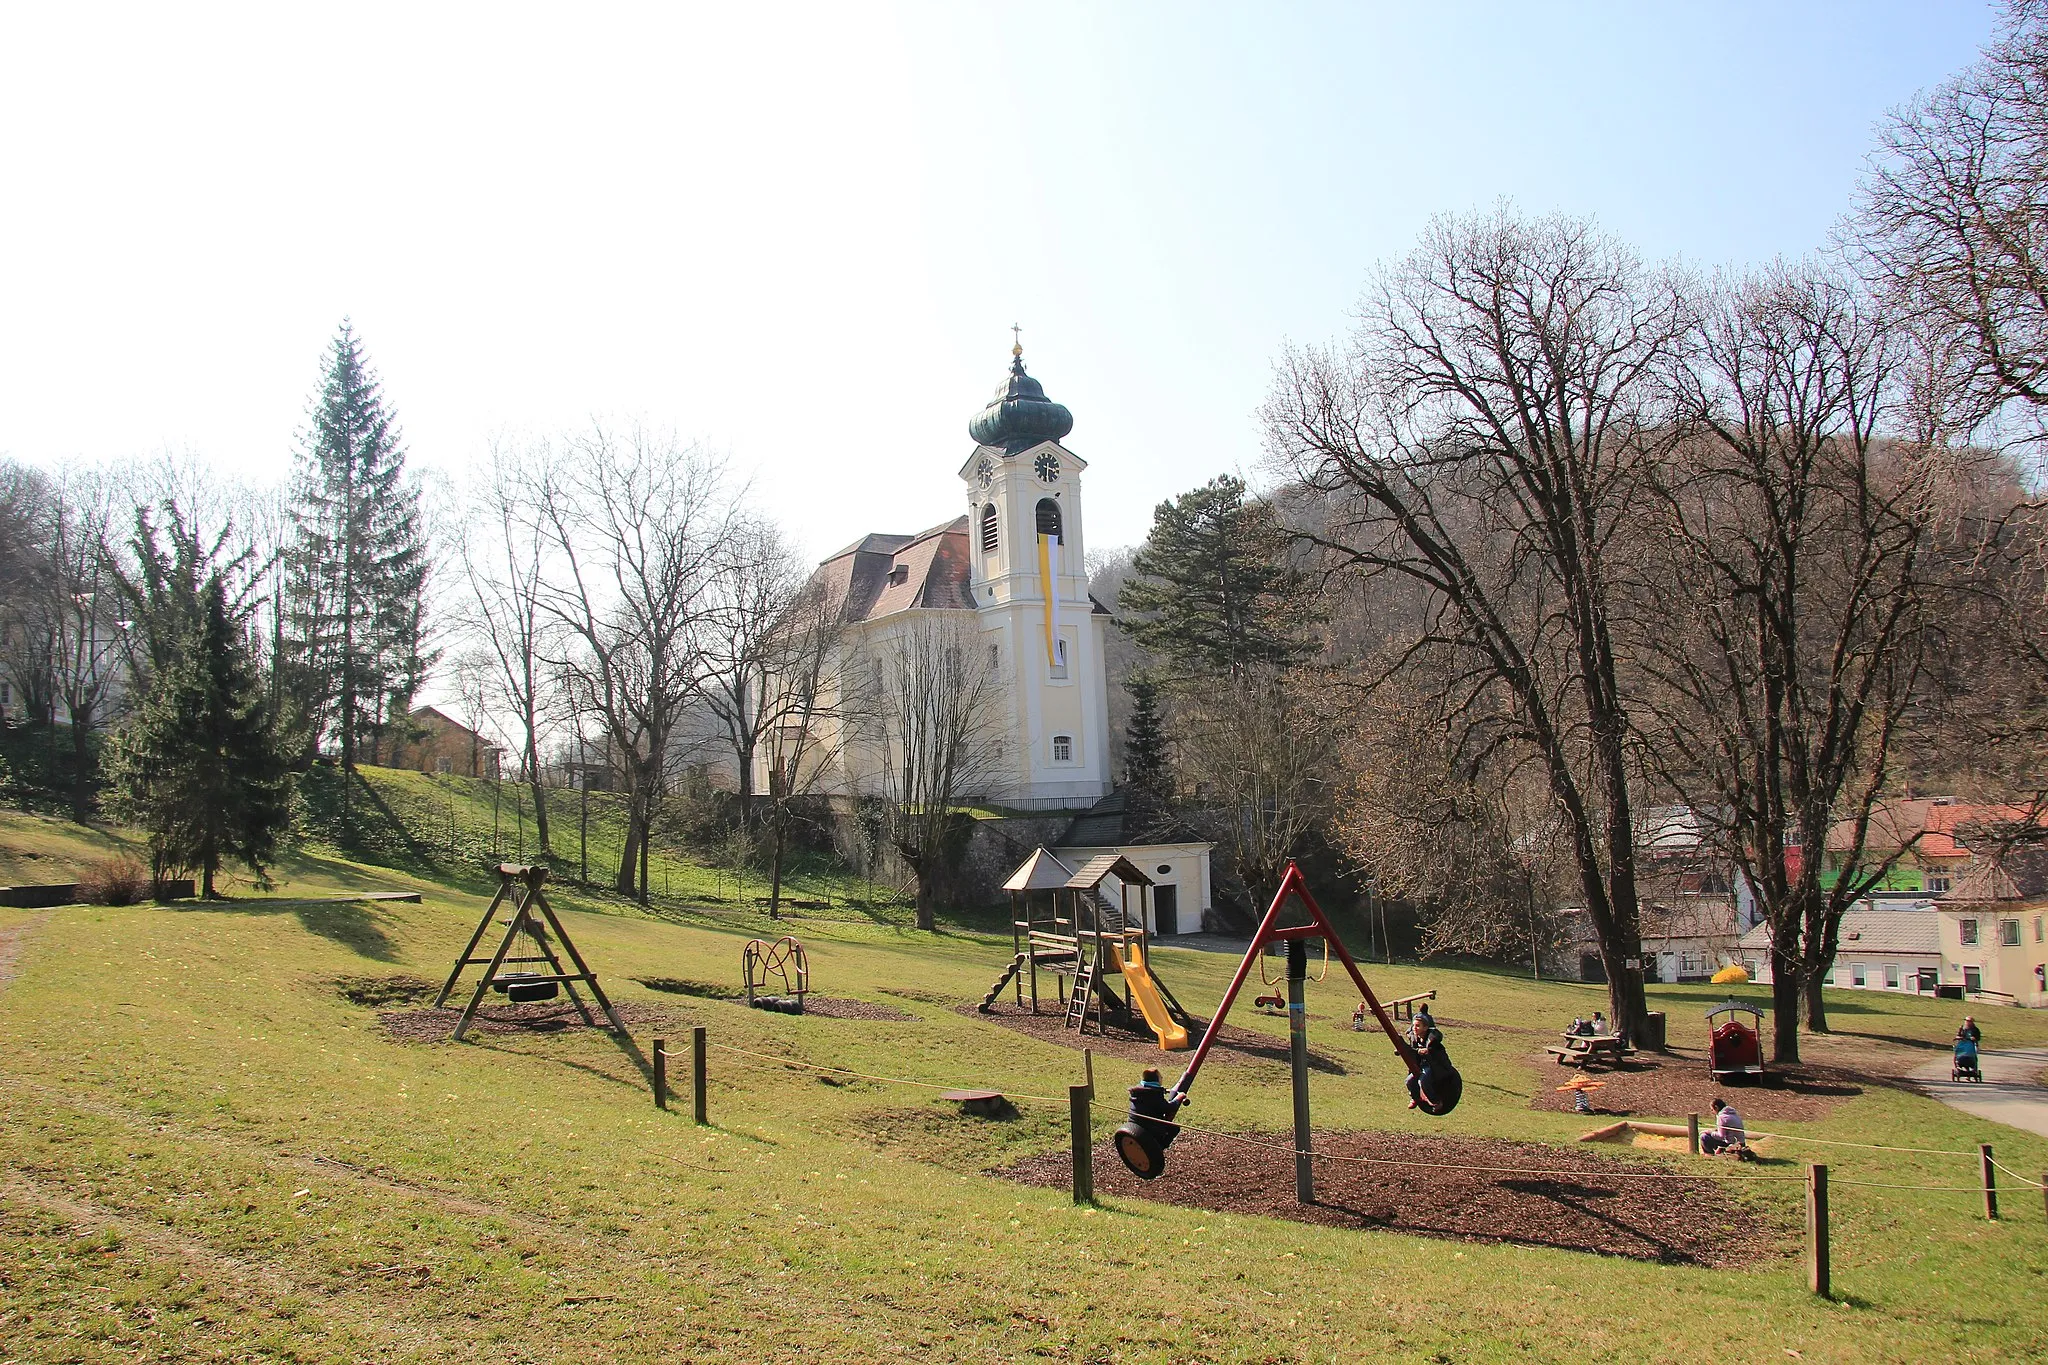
left=957, top=341, right=1112, bottom=809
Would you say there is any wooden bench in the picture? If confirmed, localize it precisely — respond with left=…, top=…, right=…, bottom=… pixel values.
left=1388, top=990, right=1436, bottom=1022
left=753, top=897, right=833, bottom=911
left=1547, top=1034, right=1632, bottom=1068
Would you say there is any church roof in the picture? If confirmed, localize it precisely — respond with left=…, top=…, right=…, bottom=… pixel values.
left=814, top=516, right=975, bottom=624
left=968, top=349, right=1074, bottom=452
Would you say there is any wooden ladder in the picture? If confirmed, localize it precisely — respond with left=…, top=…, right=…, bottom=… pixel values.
left=1065, top=958, right=1095, bottom=1031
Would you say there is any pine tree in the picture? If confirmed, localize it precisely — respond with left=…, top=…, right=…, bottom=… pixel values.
left=106, top=575, right=293, bottom=898
left=283, top=322, right=430, bottom=822
left=1123, top=675, right=1170, bottom=795
left=1119, top=475, right=1316, bottom=679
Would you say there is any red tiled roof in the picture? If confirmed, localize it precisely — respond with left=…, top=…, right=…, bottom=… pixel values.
left=814, top=517, right=974, bottom=624
left=1825, top=799, right=2048, bottom=859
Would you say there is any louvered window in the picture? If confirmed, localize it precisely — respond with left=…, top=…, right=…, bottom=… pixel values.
left=980, top=504, right=999, bottom=554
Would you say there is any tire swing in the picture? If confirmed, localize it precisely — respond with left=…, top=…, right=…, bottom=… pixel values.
left=495, top=912, right=561, bottom=1004
left=1114, top=860, right=1460, bottom=1183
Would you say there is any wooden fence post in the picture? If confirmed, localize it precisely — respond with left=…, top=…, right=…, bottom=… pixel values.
left=654, top=1038, right=668, bottom=1110
left=1069, top=1084, right=1093, bottom=1206
left=692, top=1026, right=708, bottom=1125
left=1980, top=1144, right=1998, bottom=1221
left=1807, top=1163, right=1829, bottom=1298
left=1687, top=1113, right=1700, bottom=1156
left=1083, top=1047, right=1094, bottom=1100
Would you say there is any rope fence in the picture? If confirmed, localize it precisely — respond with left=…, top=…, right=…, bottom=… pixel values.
left=648, top=1028, right=2046, bottom=1208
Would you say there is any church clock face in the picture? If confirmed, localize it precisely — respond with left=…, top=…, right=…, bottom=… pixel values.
left=975, top=456, right=996, bottom=488
left=1034, top=451, right=1061, bottom=483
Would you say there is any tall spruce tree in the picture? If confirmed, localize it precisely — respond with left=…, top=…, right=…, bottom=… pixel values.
left=106, top=572, right=293, bottom=897
left=1119, top=475, right=1315, bottom=679
left=284, top=322, right=429, bottom=825
left=1123, top=675, right=1170, bottom=794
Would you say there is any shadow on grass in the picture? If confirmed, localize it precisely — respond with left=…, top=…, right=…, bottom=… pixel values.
left=172, top=896, right=402, bottom=962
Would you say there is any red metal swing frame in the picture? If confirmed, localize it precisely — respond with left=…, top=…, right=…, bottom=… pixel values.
left=1169, top=860, right=1420, bottom=1099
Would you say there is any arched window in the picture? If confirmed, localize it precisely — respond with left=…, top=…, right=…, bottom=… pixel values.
left=980, top=503, right=999, bottom=554
left=1052, top=734, right=1073, bottom=763
left=1035, top=498, right=1062, bottom=541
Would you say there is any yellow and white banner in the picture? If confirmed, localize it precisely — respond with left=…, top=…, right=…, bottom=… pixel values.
left=1037, top=529, right=1061, bottom=669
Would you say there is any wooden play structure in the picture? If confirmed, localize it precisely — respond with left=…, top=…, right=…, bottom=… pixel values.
left=979, top=846, right=1193, bottom=1050
left=743, top=935, right=810, bottom=1014
left=435, top=864, right=626, bottom=1042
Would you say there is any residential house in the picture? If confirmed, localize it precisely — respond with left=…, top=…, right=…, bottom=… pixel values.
left=388, top=706, right=502, bottom=779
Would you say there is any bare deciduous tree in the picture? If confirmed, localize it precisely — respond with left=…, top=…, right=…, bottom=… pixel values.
left=460, top=441, right=559, bottom=855
left=858, top=613, right=1001, bottom=931
left=1267, top=207, right=1680, bottom=1039
left=1860, top=0, right=2048, bottom=442
left=695, top=516, right=808, bottom=825
left=1633, top=262, right=1935, bottom=1061
left=535, top=424, right=734, bottom=900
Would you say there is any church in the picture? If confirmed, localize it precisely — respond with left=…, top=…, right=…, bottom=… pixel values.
left=772, top=341, right=1214, bottom=930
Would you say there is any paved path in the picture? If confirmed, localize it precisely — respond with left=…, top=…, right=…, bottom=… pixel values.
left=1909, top=1044, right=2048, bottom=1140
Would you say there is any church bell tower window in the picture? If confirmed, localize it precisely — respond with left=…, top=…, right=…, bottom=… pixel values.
left=1035, top=499, right=1062, bottom=540
left=980, top=503, right=999, bottom=554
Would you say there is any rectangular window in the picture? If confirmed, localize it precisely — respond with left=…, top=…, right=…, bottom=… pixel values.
left=2001, top=919, right=2022, bottom=946
left=1885, top=964, right=1900, bottom=989
left=1049, top=637, right=1068, bottom=680
left=1960, top=918, right=1979, bottom=945
left=1051, top=734, right=1072, bottom=763
left=1964, top=966, right=1982, bottom=994
left=1928, top=872, right=1952, bottom=894
left=0, top=681, right=10, bottom=707
left=1851, top=963, right=1866, bottom=987
left=2036, top=915, right=2044, bottom=943
left=988, top=644, right=999, bottom=669
left=435, top=756, right=452, bottom=775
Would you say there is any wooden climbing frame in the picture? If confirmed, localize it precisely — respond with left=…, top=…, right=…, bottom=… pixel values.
left=434, top=863, right=627, bottom=1042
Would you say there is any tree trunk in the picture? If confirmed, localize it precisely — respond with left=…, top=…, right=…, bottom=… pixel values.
left=526, top=730, right=551, bottom=857
left=69, top=709, right=93, bottom=823
left=768, top=818, right=787, bottom=920
left=616, top=799, right=642, bottom=897
left=914, top=876, right=936, bottom=932
left=200, top=857, right=217, bottom=900
left=1770, top=944, right=1803, bottom=1065
left=1804, top=974, right=1830, bottom=1034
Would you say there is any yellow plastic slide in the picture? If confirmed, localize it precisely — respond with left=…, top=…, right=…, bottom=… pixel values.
left=1112, top=941, right=1190, bottom=1050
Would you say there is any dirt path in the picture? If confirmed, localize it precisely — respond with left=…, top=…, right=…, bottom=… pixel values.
left=0, top=911, right=50, bottom=992
left=1908, top=1045, right=2048, bottom=1140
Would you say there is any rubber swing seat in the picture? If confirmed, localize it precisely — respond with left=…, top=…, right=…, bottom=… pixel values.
left=505, top=978, right=560, bottom=1003
left=1409, top=1062, right=1463, bottom=1116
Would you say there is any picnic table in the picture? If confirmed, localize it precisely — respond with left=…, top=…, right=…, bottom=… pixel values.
left=1546, top=1032, right=1633, bottom=1068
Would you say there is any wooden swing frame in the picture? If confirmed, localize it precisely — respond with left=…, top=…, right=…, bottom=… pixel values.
left=434, top=863, right=627, bottom=1042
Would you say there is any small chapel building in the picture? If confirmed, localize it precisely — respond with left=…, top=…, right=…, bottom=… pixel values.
left=767, top=342, right=1212, bottom=923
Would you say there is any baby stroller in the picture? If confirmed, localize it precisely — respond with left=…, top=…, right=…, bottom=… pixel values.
left=1952, top=1036, right=1982, bottom=1082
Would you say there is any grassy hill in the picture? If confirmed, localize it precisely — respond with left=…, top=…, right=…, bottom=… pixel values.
left=0, top=842, right=2043, bottom=1362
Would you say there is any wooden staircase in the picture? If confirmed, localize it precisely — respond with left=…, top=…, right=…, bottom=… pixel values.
left=977, top=953, right=1026, bottom=1013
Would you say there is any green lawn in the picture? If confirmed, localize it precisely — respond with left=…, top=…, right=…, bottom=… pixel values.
left=0, top=841, right=2044, bottom=1362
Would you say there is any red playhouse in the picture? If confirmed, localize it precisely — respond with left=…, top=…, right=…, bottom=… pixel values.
left=1114, top=861, right=1461, bottom=1185
left=1705, top=1001, right=1766, bottom=1083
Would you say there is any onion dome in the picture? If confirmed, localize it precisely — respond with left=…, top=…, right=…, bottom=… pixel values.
left=968, top=345, right=1073, bottom=449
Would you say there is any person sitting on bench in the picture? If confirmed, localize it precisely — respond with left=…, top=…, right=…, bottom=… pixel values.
left=1700, top=1097, right=1749, bottom=1157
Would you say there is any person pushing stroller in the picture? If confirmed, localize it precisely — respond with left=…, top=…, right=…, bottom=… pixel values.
left=1952, top=1017, right=1984, bottom=1082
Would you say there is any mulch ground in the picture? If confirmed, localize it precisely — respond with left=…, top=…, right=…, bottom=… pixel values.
left=1003, top=1128, right=1784, bottom=1266
left=966, top=1000, right=1348, bottom=1075
left=1526, top=1043, right=1870, bottom=1122
left=376, top=993, right=910, bottom=1041
left=378, top=999, right=692, bottom=1042
left=799, top=996, right=916, bottom=1021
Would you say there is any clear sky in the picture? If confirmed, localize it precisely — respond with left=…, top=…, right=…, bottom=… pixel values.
left=0, top=2, right=2000, bottom=562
